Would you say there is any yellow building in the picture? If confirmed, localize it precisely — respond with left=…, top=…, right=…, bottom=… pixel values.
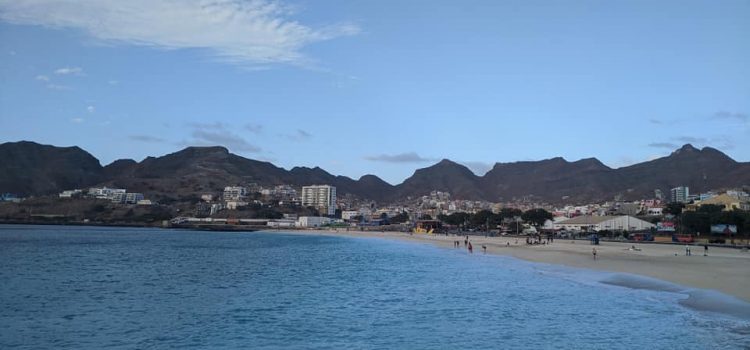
left=689, top=193, right=749, bottom=211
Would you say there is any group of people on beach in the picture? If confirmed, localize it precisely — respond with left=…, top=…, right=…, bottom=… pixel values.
left=453, top=236, right=487, bottom=254
left=525, top=234, right=553, bottom=245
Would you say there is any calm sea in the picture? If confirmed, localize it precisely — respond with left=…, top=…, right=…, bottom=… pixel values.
left=1, top=225, right=748, bottom=349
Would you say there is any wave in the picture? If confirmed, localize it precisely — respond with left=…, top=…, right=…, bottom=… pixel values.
left=601, top=273, right=750, bottom=320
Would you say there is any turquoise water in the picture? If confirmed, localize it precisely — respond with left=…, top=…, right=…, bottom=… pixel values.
left=1, top=225, right=748, bottom=349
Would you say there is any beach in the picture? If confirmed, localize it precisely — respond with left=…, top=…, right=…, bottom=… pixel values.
left=282, top=229, right=750, bottom=303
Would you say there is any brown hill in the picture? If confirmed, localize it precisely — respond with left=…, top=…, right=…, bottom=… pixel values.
left=0, top=141, right=103, bottom=196
left=1, top=141, right=747, bottom=204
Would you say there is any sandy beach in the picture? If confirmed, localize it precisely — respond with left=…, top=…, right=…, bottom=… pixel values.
left=270, top=228, right=750, bottom=303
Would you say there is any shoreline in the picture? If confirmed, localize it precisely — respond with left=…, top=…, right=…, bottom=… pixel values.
left=267, top=228, right=750, bottom=303
left=2, top=223, right=749, bottom=304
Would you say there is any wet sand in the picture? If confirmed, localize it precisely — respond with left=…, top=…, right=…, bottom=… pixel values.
left=272, top=229, right=750, bottom=303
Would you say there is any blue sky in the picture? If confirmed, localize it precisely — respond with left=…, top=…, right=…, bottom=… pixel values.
left=1, top=0, right=748, bottom=185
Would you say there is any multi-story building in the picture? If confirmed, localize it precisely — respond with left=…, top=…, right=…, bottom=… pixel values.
left=88, top=187, right=126, bottom=200
left=223, top=186, right=248, bottom=201
left=301, top=185, right=337, bottom=216
left=670, top=186, right=689, bottom=203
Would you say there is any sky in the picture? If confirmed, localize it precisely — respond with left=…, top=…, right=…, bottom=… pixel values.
left=0, top=0, right=748, bottom=185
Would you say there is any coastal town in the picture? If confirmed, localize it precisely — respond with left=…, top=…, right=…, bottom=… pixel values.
left=2, top=181, right=748, bottom=246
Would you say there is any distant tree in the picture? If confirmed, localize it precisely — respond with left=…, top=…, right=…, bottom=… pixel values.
left=663, top=202, right=685, bottom=216
left=440, top=212, right=470, bottom=226
left=421, top=214, right=433, bottom=220
left=390, top=212, right=410, bottom=224
left=470, top=210, right=502, bottom=229
left=698, top=204, right=725, bottom=214
left=380, top=212, right=389, bottom=220
left=498, top=208, right=523, bottom=220
left=522, top=208, right=553, bottom=227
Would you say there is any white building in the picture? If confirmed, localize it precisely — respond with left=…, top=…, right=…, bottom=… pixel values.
left=88, top=187, right=126, bottom=199
left=223, top=186, right=248, bottom=201
left=225, top=201, right=248, bottom=210
left=297, top=216, right=331, bottom=228
left=671, top=186, right=690, bottom=203
left=554, top=215, right=655, bottom=232
left=301, top=185, right=337, bottom=216
left=59, top=189, right=82, bottom=198
left=341, top=210, right=360, bottom=220
left=267, top=219, right=297, bottom=228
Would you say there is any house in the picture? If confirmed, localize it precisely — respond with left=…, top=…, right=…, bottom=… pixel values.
left=689, top=193, right=749, bottom=211
left=296, top=216, right=331, bottom=228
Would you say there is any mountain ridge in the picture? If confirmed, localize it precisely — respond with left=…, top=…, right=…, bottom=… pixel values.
left=1, top=140, right=748, bottom=204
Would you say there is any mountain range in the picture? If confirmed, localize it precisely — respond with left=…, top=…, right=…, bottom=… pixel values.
left=1, top=141, right=749, bottom=204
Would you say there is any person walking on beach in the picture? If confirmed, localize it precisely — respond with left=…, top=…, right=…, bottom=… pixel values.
left=685, top=244, right=691, bottom=256
left=704, top=244, right=708, bottom=256
left=482, top=245, right=487, bottom=254
left=468, top=242, right=473, bottom=254
left=592, top=247, right=597, bottom=260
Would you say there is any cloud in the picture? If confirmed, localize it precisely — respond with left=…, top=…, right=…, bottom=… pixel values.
left=70, top=117, right=84, bottom=123
left=648, top=119, right=662, bottom=125
left=244, top=123, right=264, bottom=134
left=648, top=136, right=735, bottom=151
left=364, top=152, right=436, bottom=163
left=35, top=74, right=49, bottom=81
left=108, top=80, right=119, bottom=85
left=648, top=142, right=678, bottom=149
left=713, top=111, right=748, bottom=123
left=281, top=129, right=312, bottom=141
left=0, top=0, right=359, bottom=67
left=86, top=105, right=95, bottom=113
left=460, top=161, right=493, bottom=176
left=673, top=136, right=707, bottom=144
left=129, top=135, right=165, bottom=143
left=183, top=122, right=261, bottom=153
left=187, top=121, right=225, bottom=130
left=54, top=67, right=83, bottom=75
left=46, top=83, right=71, bottom=90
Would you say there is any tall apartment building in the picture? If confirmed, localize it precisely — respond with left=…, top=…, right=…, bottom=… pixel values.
left=301, top=185, right=337, bottom=216
left=670, top=186, right=690, bottom=203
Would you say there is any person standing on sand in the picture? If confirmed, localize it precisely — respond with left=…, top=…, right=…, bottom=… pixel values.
left=685, top=244, right=691, bottom=256
left=592, top=247, right=597, bottom=260
left=468, top=242, right=473, bottom=254
left=704, top=244, right=708, bottom=256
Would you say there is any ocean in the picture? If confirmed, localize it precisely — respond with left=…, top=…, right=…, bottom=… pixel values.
left=1, top=225, right=748, bottom=349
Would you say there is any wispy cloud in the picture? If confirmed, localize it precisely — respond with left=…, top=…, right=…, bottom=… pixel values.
left=648, top=135, right=735, bottom=151
left=674, top=136, right=707, bottom=144
left=183, top=122, right=261, bottom=153
left=70, top=117, right=84, bottom=123
left=86, top=105, right=95, bottom=113
left=713, top=111, right=748, bottom=123
left=647, top=142, right=678, bottom=149
left=54, top=67, right=83, bottom=75
left=281, top=129, right=312, bottom=141
left=129, top=135, right=165, bottom=143
left=364, top=152, right=436, bottom=163
left=34, top=75, right=49, bottom=82
left=46, top=83, right=71, bottom=90
left=0, top=0, right=359, bottom=67
left=648, top=119, right=663, bottom=125
left=244, top=123, right=264, bottom=134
